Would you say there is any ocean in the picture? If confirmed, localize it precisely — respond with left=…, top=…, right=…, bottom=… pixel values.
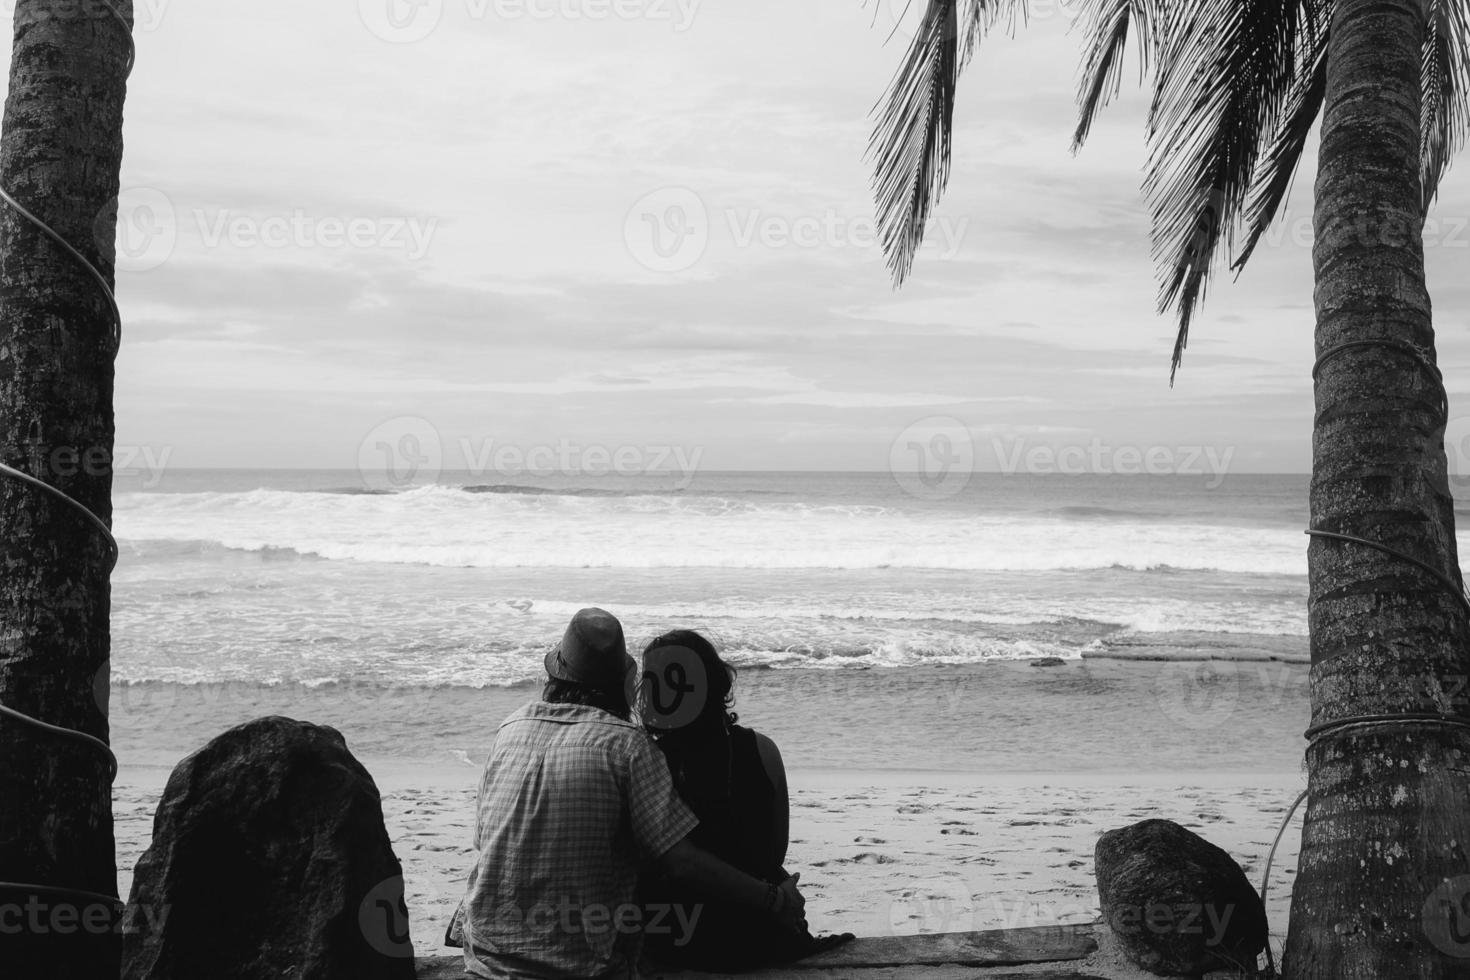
left=106, top=470, right=1316, bottom=776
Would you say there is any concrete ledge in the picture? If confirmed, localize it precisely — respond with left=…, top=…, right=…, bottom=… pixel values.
left=416, top=924, right=1101, bottom=978
left=418, top=967, right=1108, bottom=980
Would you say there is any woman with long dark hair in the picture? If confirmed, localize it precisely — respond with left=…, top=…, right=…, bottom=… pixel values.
left=637, top=629, right=851, bottom=971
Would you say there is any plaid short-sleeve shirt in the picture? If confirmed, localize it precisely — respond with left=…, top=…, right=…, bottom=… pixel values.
left=463, top=700, right=698, bottom=980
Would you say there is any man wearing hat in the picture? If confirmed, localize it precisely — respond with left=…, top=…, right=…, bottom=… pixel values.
left=460, top=607, right=807, bottom=979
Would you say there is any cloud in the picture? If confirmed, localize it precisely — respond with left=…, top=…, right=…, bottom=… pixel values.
left=18, top=0, right=1453, bottom=470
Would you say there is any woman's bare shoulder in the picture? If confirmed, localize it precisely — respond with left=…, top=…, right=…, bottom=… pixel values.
left=750, top=730, right=786, bottom=779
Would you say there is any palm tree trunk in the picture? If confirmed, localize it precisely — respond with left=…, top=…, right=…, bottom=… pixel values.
left=1283, top=0, right=1470, bottom=976
left=0, top=2, right=130, bottom=978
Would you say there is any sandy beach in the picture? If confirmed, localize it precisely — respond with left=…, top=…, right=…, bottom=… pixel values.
left=114, top=762, right=1306, bottom=966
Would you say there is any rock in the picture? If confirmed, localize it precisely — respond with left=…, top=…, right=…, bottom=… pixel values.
left=1031, top=657, right=1067, bottom=667
left=122, top=716, right=415, bottom=980
left=1094, top=819, right=1266, bottom=977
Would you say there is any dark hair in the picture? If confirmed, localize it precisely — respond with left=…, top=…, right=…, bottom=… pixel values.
left=543, top=677, right=631, bottom=721
left=642, top=628, right=737, bottom=728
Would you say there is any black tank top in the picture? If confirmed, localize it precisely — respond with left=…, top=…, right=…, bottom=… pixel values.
left=644, top=723, right=814, bottom=970
left=669, top=724, right=780, bottom=881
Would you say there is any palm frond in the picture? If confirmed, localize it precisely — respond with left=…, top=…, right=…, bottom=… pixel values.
left=1143, top=0, right=1313, bottom=383
left=1423, top=0, right=1470, bottom=210
left=869, top=0, right=961, bottom=286
left=1233, top=20, right=1329, bottom=272
left=1071, top=0, right=1163, bottom=152
left=868, top=0, right=1028, bottom=286
left=959, top=0, right=1028, bottom=64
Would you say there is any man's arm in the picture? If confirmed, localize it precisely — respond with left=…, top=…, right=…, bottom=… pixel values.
left=656, top=836, right=806, bottom=933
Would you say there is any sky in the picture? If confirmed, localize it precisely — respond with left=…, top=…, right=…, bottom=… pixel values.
left=10, top=0, right=1470, bottom=474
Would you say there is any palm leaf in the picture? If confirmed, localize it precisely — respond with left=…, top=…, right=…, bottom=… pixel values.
left=1143, top=0, right=1313, bottom=382
left=1423, top=0, right=1470, bottom=210
left=868, top=0, right=1028, bottom=286
left=869, top=0, right=960, bottom=286
left=1072, top=0, right=1163, bottom=152
left=1233, top=18, right=1329, bottom=272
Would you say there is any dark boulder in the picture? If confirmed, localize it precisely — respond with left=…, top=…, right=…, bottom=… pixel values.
left=1095, top=818, right=1267, bottom=977
left=122, top=716, right=415, bottom=980
left=1031, top=657, right=1067, bottom=667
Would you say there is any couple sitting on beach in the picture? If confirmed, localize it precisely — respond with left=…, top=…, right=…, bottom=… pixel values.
left=452, top=607, right=852, bottom=979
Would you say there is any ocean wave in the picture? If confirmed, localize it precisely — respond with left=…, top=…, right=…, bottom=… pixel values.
left=316, top=487, right=401, bottom=496
left=1046, top=505, right=1166, bottom=521
left=105, top=627, right=1311, bottom=689
left=108, top=577, right=1307, bottom=688
left=122, top=538, right=1305, bottom=573
left=305, top=482, right=784, bottom=500
left=112, top=486, right=1308, bottom=574
left=106, top=636, right=1090, bottom=687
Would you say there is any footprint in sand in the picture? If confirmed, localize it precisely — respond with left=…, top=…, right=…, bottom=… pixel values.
left=855, top=836, right=887, bottom=844
left=897, top=804, right=928, bottom=814
left=940, top=827, right=978, bottom=836
left=843, top=852, right=897, bottom=865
